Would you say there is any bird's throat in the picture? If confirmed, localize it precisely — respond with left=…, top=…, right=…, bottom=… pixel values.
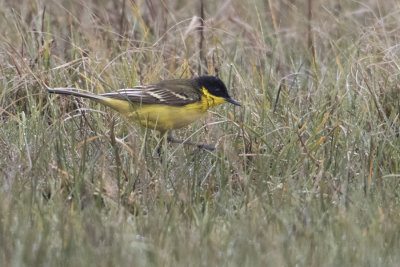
left=201, top=87, right=226, bottom=109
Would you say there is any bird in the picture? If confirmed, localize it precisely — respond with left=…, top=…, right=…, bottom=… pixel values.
left=48, top=76, right=240, bottom=149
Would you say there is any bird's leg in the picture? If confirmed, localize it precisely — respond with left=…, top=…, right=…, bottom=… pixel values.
left=166, top=136, right=215, bottom=151
left=156, top=131, right=167, bottom=157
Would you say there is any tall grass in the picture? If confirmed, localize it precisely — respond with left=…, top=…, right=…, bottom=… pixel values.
left=1, top=0, right=399, bottom=266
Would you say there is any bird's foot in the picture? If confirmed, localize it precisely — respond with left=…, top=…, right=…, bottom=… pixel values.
left=166, top=137, right=215, bottom=151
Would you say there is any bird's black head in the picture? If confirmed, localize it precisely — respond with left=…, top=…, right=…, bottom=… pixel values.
left=195, top=76, right=241, bottom=106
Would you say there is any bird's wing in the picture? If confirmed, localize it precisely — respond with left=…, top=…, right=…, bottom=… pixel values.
left=101, top=80, right=201, bottom=106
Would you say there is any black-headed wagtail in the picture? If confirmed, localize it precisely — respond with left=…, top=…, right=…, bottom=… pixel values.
left=48, top=76, right=240, bottom=149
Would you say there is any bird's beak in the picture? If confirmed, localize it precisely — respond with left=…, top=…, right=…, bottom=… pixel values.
left=225, top=98, right=241, bottom=106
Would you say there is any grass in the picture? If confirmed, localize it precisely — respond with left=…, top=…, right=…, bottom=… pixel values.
left=1, top=0, right=400, bottom=266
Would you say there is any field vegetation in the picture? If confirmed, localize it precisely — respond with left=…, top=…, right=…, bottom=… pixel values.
left=1, top=0, right=399, bottom=266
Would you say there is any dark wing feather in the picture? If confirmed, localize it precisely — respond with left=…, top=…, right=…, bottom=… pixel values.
left=100, top=79, right=201, bottom=106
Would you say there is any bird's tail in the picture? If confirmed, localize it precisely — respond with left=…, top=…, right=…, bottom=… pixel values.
left=48, top=88, right=107, bottom=101
left=48, top=88, right=135, bottom=115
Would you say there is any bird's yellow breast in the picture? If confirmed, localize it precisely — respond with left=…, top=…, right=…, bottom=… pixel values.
left=99, top=87, right=226, bottom=133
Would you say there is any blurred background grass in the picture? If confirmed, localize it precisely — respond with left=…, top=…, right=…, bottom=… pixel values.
left=1, top=0, right=399, bottom=266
